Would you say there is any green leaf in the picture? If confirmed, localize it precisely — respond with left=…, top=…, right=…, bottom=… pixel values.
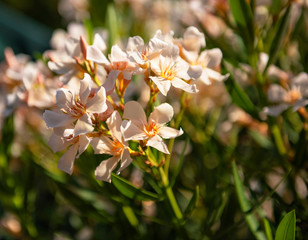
left=264, top=5, right=291, bottom=73
left=224, top=76, right=260, bottom=120
left=264, top=218, right=274, bottom=240
left=184, top=185, right=199, bottom=216
left=111, top=173, right=161, bottom=201
left=228, top=0, right=254, bottom=53
left=106, top=4, right=119, bottom=49
left=232, top=161, right=267, bottom=240
left=275, top=210, right=296, bottom=240
left=83, top=18, right=94, bottom=44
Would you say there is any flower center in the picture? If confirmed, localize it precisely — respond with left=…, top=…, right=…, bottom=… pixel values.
left=285, top=87, right=302, bottom=104
left=112, top=61, right=128, bottom=71
left=145, top=121, right=160, bottom=137
left=161, top=63, right=176, bottom=80
left=111, top=140, right=124, bottom=156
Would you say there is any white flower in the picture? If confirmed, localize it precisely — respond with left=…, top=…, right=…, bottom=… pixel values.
left=263, top=73, right=308, bottom=116
left=87, top=44, right=142, bottom=95
left=43, top=73, right=107, bottom=136
left=91, top=111, right=132, bottom=182
left=122, top=101, right=183, bottom=154
left=149, top=44, right=198, bottom=96
left=48, top=125, right=90, bottom=174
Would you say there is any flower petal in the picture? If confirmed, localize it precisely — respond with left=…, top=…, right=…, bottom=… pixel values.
left=57, top=143, right=79, bottom=175
left=56, top=88, right=73, bottom=109
left=146, top=135, right=169, bottom=154
left=74, top=114, right=93, bottom=137
left=204, top=48, right=222, bottom=68
left=48, top=133, right=65, bottom=152
left=95, top=156, right=119, bottom=182
left=204, top=68, right=228, bottom=82
left=123, top=101, right=147, bottom=127
left=159, top=126, right=183, bottom=139
left=79, top=74, right=92, bottom=104
left=103, top=70, right=119, bottom=95
left=77, top=135, right=90, bottom=158
left=87, top=45, right=109, bottom=64
left=263, top=103, right=290, bottom=116
left=267, top=85, right=288, bottom=103
left=122, top=120, right=147, bottom=141
left=86, top=86, right=107, bottom=113
left=149, top=103, right=173, bottom=125
left=150, top=76, right=171, bottom=96
left=91, top=136, right=113, bottom=154
left=43, top=110, right=75, bottom=128
left=106, top=111, right=123, bottom=142
left=117, top=148, right=132, bottom=173
left=171, top=77, right=198, bottom=93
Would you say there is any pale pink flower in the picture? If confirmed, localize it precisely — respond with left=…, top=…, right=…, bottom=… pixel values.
left=43, top=73, right=107, bottom=136
left=126, top=36, right=168, bottom=68
left=263, top=73, right=308, bottom=116
left=178, top=27, right=228, bottom=85
left=149, top=43, right=197, bottom=96
left=122, top=101, right=183, bottom=154
left=87, top=44, right=142, bottom=94
left=91, top=111, right=132, bottom=182
left=48, top=125, right=90, bottom=174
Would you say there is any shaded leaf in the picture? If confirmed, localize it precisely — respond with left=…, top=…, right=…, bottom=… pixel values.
left=184, top=185, right=199, bottom=216
left=275, top=210, right=296, bottom=240
left=232, top=161, right=267, bottom=240
left=111, top=173, right=161, bottom=201
left=224, top=76, right=260, bottom=120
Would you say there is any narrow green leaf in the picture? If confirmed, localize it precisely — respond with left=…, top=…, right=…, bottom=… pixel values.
left=83, top=18, right=94, bottom=44
left=170, top=138, right=189, bottom=187
left=264, top=218, right=274, bottom=240
left=264, top=5, right=291, bottom=73
left=106, top=4, right=119, bottom=49
left=224, top=76, right=260, bottom=120
left=275, top=210, right=296, bottom=240
left=232, top=161, right=267, bottom=240
left=111, top=173, right=161, bottom=201
left=122, top=205, right=139, bottom=227
left=228, top=0, right=254, bottom=53
left=184, top=185, right=199, bottom=216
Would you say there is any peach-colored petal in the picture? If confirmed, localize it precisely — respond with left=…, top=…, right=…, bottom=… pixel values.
left=87, top=45, right=109, bottom=64
left=93, top=33, right=107, bottom=52
left=74, top=114, right=93, bottom=136
left=204, top=68, right=228, bottom=82
left=103, top=70, right=119, bottom=95
left=86, top=86, right=107, bottom=113
left=150, top=76, right=171, bottom=96
left=149, top=103, right=174, bottom=125
left=122, top=120, right=147, bottom=141
left=91, top=136, right=114, bottom=154
left=43, top=110, right=74, bottom=128
left=171, top=77, right=198, bottom=93
left=204, top=48, right=223, bottom=68
left=76, top=135, right=90, bottom=158
left=123, top=101, right=147, bottom=127
left=79, top=74, right=92, bottom=104
left=263, top=104, right=290, bottom=116
left=56, top=89, right=73, bottom=109
left=57, top=143, right=79, bottom=174
left=117, top=148, right=132, bottom=173
left=188, top=65, right=203, bottom=80
left=48, top=133, right=66, bottom=152
left=95, top=156, right=119, bottom=182
left=146, top=135, right=169, bottom=154
left=267, top=85, right=288, bottom=103
left=106, top=111, right=123, bottom=142
left=159, top=126, right=183, bottom=139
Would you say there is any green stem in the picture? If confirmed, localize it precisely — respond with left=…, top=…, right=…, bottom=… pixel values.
left=271, top=124, right=286, bottom=156
left=159, top=167, right=184, bottom=223
left=164, top=91, right=186, bottom=177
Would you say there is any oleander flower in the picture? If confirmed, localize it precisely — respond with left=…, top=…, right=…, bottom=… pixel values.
left=43, top=73, right=107, bottom=137
left=149, top=43, right=198, bottom=96
left=122, top=101, right=183, bottom=154
left=91, top=111, right=132, bottom=182
left=48, top=125, right=90, bottom=174
left=87, top=44, right=142, bottom=95
left=178, top=27, right=228, bottom=85
left=126, top=35, right=168, bottom=68
left=263, top=72, right=308, bottom=116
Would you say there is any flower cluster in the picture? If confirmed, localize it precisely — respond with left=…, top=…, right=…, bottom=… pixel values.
left=1, top=24, right=227, bottom=182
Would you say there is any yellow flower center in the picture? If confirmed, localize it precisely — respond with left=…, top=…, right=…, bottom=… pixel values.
left=161, top=63, right=176, bottom=80
left=285, top=88, right=302, bottom=104
left=111, top=140, right=124, bottom=156
left=145, top=121, right=160, bottom=137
